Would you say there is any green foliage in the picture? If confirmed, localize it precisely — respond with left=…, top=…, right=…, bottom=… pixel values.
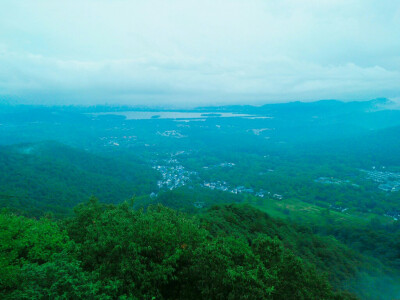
left=7, top=255, right=109, bottom=300
left=0, top=195, right=363, bottom=299
left=0, top=210, right=71, bottom=291
left=66, top=200, right=208, bottom=298
left=186, top=236, right=273, bottom=299
left=1, top=199, right=341, bottom=299
left=0, top=142, right=158, bottom=217
left=200, top=204, right=374, bottom=293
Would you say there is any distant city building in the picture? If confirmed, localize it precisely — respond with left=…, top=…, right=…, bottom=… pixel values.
left=194, top=201, right=205, bottom=208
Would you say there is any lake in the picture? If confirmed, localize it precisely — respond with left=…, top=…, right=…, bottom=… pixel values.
left=93, top=111, right=264, bottom=120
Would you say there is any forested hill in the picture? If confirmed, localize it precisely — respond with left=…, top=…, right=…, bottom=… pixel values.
left=197, top=98, right=396, bottom=117
left=1, top=199, right=359, bottom=299
left=0, top=141, right=158, bottom=217
left=287, top=124, right=400, bottom=168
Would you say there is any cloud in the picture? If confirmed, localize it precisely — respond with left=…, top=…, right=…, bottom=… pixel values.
left=0, top=0, right=399, bottom=105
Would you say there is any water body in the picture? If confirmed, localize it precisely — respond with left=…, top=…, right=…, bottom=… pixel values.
left=93, top=111, right=264, bottom=120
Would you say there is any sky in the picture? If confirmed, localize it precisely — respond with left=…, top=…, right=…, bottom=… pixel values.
left=0, top=0, right=399, bottom=106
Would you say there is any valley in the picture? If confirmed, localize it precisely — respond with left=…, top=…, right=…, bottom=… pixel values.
left=1, top=99, right=400, bottom=299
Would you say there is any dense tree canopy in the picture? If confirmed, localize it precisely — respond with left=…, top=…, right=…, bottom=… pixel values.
left=0, top=200, right=357, bottom=299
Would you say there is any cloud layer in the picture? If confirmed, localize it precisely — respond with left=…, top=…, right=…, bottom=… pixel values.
left=0, top=0, right=399, bottom=106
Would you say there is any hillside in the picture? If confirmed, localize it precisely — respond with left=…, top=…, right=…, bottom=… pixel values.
left=0, top=199, right=359, bottom=299
left=0, top=141, right=158, bottom=216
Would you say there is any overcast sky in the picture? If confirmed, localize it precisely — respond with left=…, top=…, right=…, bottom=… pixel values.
left=0, top=0, right=399, bottom=106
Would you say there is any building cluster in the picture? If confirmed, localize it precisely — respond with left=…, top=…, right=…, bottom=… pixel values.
left=219, top=162, right=236, bottom=168
left=361, top=169, right=400, bottom=192
left=99, top=135, right=137, bottom=147
left=314, top=177, right=350, bottom=185
left=329, top=204, right=349, bottom=213
left=153, top=160, right=197, bottom=190
left=170, top=151, right=186, bottom=157
left=251, top=128, right=271, bottom=135
left=194, top=201, right=205, bottom=209
left=384, top=211, right=400, bottom=221
left=202, top=162, right=236, bottom=169
left=202, top=181, right=283, bottom=199
left=157, top=130, right=186, bottom=138
left=314, top=177, right=360, bottom=188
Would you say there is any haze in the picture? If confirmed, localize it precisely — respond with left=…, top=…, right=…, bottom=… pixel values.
left=0, top=0, right=399, bottom=106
